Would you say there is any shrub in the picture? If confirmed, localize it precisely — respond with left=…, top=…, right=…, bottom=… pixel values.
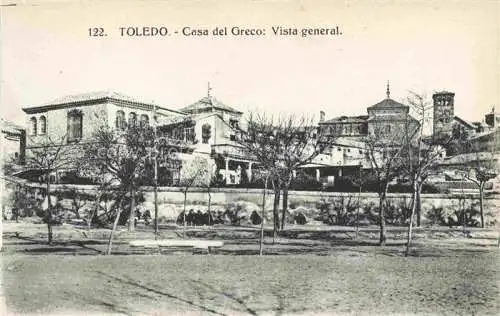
left=423, top=200, right=497, bottom=227
left=315, top=195, right=365, bottom=226
left=250, top=211, right=262, bottom=225
left=294, top=212, right=307, bottom=225
left=223, top=201, right=260, bottom=225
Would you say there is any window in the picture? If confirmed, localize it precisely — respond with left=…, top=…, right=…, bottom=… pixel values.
left=386, top=125, right=391, bottom=133
left=29, top=117, right=37, bottom=136
left=128, top=112, right=137, bottom=127
left=183, top=127, right=195, bottom=142
left=202, top=124, right=211, bottom=144
left=115, top=110, right=126, bottom=129
left=67, top=109, right=83, bottom=142
left=337, top=147, right=342, bottom=151
left=229, top=119, right=239, bottom=129
left=39, top=116, right=47, bottom=134
left=359, top=150, right=363, bottom=154
left=140, top=114, right=149, bottom=126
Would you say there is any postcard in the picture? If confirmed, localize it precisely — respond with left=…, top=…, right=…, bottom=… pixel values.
left=1, top=1, right=499, bottom=315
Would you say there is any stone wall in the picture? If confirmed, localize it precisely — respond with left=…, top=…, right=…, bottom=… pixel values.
left=20, top=183, right=500, bottom=225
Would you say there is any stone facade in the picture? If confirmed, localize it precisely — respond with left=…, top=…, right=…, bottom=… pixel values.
left=433, top=91, right=455, bottom=139
left=319, top=84, right=419, bottom=148
left=1, top=119, right=25, bottom=165
left=19, top=91, right=251, bottom=185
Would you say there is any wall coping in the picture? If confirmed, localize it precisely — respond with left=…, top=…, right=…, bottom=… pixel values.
left=21, top=182, right=500, bottom=200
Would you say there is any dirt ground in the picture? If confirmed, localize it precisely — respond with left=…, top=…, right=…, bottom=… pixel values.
left=1, top=221, right=499, bottom=315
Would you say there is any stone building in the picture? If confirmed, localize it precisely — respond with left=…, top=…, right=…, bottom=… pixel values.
left=178, top=91, right=253, bottom=185
left=314, top=83, right=419, bottom=185
left=20, top=91, right=197, bottom=184
left=19, top=89, right=253, bottom=186
left=432, top=91, right=455, bottom=139
left=1, top=119, right=25, bottom=166
left=432, top=91, right=500, bottom=154
left=319, top=83, right=419, bottom=144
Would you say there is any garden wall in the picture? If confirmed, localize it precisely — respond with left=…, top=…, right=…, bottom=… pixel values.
left=14, top=183, right=500, bottom=226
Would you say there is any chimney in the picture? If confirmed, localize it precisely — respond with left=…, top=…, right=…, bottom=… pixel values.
left=319, top=111, right=325, bottom=123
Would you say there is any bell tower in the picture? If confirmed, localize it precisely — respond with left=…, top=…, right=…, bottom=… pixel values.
left=433, top=91, right=455, bottom=138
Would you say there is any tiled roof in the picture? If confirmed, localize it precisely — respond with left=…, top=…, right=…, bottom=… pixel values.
left=368, top=98, right=408, bottom=109
left=322, top=115, right=368, bottom=124
left=1, top=118, right=24, bottom=134
left=157, top=114, right=192, bottom=127
left=434, top=91, right=455, bottom=95
left=180, top=96, right=242, bottom=114
left=441, top=151, right=498, bottom=166
left=23, top=91, right=184, bottom=115
left=453, top=116, right=476, bottom=129
left=43, top=91, right=151, bottom=106
left=331, top=137, right=367, bottom=148
left=468, top=128, right=499, bottom=140
left=366, top=113, right=418, bottom=122
left=471, top=121, right=491, bottom=129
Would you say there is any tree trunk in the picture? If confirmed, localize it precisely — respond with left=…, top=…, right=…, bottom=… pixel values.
left=183, top=191, right=187, bottom=238
left=379, top=184, right=389, bottom=246
left=280, top=184, right=290, bottom=230
left=46, top=178, right=53, bottom=245
left=207, top=188, right=212, bottom=226
left=416, top=183, right=422, bottom=227
left=127, top=186, right=135, bottom=232
left=479, top=182, right=485, bottom=228
left=339, top=195, right=345, bottom=225
left=89, top=190, right=104, bottom=231
left=272, top=187, right=281, bottom=239
left=106, top=207, right=123, bottom=255
left=405, top=180, right=418, bottom=256
left=87, top=209, right=93, bottom=231
left=355, top=179, right=362, bottom=240
left=154, top=180, right=159, bottom=240
left=259, top=176, right=268, bottom=256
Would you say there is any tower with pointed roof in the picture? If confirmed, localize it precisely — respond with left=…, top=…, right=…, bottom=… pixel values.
left=365, top=82, right=419, bottom=142
left=432, top=91, right=455, bottom=138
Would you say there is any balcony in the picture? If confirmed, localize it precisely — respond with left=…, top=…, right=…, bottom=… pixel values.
left=211, top=143, right=254, bottom=161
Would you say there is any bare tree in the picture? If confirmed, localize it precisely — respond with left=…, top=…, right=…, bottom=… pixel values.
left=364, top=119, right=409, bottom=246
left=464, top=152, right=499, bottom=228
left=235, top=112, right=332, bottom=235
left=178, top=155, right=213, bottom=238
left=234, top=113, right=281, bottom=237
left=82, top=124, right=154, bottom=254
left=404, top=91, right=447, bottom=255
left=25, top=135, right=77, bottom=244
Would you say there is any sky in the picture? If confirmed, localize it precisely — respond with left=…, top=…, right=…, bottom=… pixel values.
left=1, top=0, right=498, bottom=128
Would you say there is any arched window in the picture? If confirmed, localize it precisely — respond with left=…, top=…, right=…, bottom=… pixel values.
left=202, top=123, right=211, bottom=144
left=39, top=116, right=47, bottom=134
left=128, top=112, right=137, bottom=127
left=115, top=110, right=126, bottom=130
left=67, top=109, right=83, bottom=142
left=140, top=114, right=149, bottom=126
left=29, top=117, right=37, bottom=136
